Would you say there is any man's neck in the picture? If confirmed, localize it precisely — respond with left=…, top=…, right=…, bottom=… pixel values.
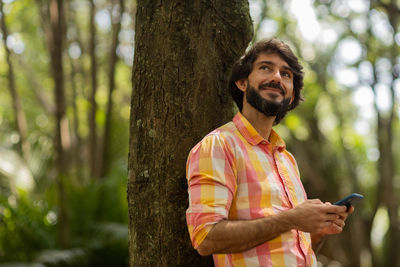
left=241, top=105, right=275, bottom=140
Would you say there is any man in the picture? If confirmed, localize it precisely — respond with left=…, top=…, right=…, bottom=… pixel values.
left=186, top=38, right=353, bottom=266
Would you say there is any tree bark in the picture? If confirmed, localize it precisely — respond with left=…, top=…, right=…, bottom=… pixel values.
left=101, top=0, right=125, bottom=178
left=127, top=0, right=253, bottom=266
left=0, top=0, right=29, bottom=160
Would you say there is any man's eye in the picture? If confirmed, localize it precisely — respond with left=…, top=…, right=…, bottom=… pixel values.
left=260, top=65, right=270, bottom=70
left=282, top=71, right=292, bottom=78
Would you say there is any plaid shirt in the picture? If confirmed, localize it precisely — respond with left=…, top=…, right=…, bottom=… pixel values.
left=186, top=112, right=317, bottom=266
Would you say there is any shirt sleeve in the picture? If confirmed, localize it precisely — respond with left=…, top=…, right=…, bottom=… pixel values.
left=185, top=133, right=237, bottom=248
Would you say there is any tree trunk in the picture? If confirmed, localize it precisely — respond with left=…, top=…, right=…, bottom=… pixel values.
left=383, top=7, right=399, bottom=265
left=378, top=76, right=399, bottom=267
left=47, top=0, right=70, bottom=248
left=0, top=0, right=29, bottom=160
left=127, top=1, right=252, bottom=265
left=65, top=0, right=84, bottom=180
left=101, top=0, right=125, bottom=178
left=88, top=0, right=98, bottom=179
left=68, top=53, right=84, bottom=178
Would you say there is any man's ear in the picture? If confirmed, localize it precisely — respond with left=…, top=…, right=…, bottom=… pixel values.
left=235, top=79, right=247, bottom=92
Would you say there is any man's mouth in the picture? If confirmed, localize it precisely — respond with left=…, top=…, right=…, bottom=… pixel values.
left=259, top=83, right=285, bottom=95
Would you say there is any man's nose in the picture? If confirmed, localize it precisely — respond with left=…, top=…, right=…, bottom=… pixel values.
left=270, top=70, right=282, bottom=83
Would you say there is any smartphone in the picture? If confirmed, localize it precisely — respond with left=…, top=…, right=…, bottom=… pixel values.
left=334, top=193, right=364, bottom=209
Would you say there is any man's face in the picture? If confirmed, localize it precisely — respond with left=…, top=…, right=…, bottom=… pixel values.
left=239, top=52, right=294, bottom=117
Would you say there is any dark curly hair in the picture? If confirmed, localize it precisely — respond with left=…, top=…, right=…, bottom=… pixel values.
left=229, top=38, right=304, bottom=124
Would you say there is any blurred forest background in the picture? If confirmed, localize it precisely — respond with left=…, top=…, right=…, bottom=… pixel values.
left=0, top=0, right=399, bottom=266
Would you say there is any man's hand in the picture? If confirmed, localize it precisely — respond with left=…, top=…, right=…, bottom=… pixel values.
left=318, top=203, right=354, bottom=235
left=310, top=203, right=354, bottom=251
left=288, top=199, right=348, bottom=234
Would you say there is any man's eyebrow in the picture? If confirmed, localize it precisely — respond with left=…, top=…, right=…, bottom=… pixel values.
left=256, top=60, right=274, bottom=66
left=256, top=61, right=293, bottom=72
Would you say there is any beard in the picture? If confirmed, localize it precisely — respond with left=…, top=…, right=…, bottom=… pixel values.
left=245, top=82, right=291, bottom=123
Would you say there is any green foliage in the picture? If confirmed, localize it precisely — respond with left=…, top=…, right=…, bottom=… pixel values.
left=0, top=0, right=134, bottom=265
left=86, top=222, right=128, bottom=267
left=35, top=249, right=88, bottom=267
left=0, top=170, right=128, bottom=265
left=0, top=193, right=56, bottom=261
left=67, top=163, right=129, bottom=240
left=65, top=170, right=129, bottom=266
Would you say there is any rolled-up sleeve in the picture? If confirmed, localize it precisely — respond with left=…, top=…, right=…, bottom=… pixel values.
left=185, top=134, right=237, bottom=248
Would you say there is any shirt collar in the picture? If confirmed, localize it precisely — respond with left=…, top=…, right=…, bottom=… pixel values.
left=233, top=112, right=286, bottom=150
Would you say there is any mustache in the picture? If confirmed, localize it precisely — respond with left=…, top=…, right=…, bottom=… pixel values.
left=259, top=82, right=285, bottom=94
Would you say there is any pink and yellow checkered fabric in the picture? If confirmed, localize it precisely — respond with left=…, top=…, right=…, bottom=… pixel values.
left=186, top=112, right=317, bottom=266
